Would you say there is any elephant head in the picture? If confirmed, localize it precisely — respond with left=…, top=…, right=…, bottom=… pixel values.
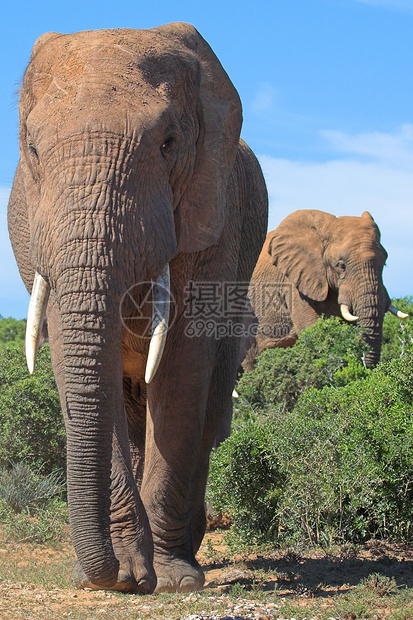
left=268, top=209, right=404, bottom=367
left=8, top=24, right=243, bottom=590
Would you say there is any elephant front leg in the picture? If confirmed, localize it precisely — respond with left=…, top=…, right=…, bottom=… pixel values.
left=109, top=417, right=156, bottom=593
left=141, top=339, right=213, bottom=593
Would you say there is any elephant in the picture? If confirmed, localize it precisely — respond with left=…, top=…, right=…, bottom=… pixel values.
left=7, top=23, right=268, bottom=593
left=243, top=209, right=407, bottom=372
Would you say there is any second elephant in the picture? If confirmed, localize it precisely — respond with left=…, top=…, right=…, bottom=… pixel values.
left=244, top=209, right=406, bottom=371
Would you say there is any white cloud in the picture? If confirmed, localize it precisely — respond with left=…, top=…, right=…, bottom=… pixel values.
left=321, top=125, right=413, bottom=170
left=251, top=83, right=277, bottom=114
left=259, top=126, right=413, bottom=298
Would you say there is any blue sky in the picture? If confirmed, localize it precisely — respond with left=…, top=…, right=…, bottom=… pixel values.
left=1, top=0, right=412, bottom=318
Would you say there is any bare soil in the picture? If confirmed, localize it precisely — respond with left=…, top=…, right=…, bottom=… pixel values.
left=0, top=530, right=413, bottom=619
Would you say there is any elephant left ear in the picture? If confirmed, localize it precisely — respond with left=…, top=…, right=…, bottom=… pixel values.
left=165, top=23, right=242, bottom=253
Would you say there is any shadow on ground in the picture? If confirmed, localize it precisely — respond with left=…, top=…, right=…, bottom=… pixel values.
left=200, top=538, right=413, bottom=597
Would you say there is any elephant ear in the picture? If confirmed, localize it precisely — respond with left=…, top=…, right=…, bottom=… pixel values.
left=268, top=210, right=335, bottom=302
left=361, top=211, right=375, bottom=222
left=30, top=32, right=62, bottom=60
left=160, top=23, right=242, bottom=253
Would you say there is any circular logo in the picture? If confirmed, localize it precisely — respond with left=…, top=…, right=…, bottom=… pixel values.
left=119, top=281, right=177, bottom=338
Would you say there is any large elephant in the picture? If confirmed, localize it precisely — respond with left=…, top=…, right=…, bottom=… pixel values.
left=244, top=209, right=406, bottom=372
left=7, top=24, right=268, bottom=593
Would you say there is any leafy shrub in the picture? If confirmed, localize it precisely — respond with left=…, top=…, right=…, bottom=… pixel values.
left=209, top=350, right=413, bottom=547
left=0, top=344, right=65, bottom=472
left=209, top=423, right=285, bottom=544
left=0, top=316, right=26, bottom=345
left=381, top=297, right=413, bottom=363
left=237, top=316, right=369, bottom=414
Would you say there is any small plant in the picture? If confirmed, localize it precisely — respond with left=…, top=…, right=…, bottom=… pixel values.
left=202, top=537, right=223, bottom=563
left=0, top=499, right=69, bottom=544
left=333, top=574, right=400, bottom=619
left=0, top=461, right=65, bottom=513
left=360, top=572, right=398, bottom=597
left=228, top=581, right=246, bottom=597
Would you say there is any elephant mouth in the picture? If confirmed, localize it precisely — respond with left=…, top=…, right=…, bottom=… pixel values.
left=25, top=265, right=171, bottom=383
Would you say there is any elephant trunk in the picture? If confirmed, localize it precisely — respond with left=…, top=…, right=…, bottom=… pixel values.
left=359, top=320, right=383, bottom=368
left=61, top=295, right=124, bottom=587
left=347, top=262, right=387, bottom=368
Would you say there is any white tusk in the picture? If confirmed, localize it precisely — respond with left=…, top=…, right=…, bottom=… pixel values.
left=388, top=304, right=409, bottom=319
left=145, top=264, right=170, bottom=384
left=232, top=389, right=239, bottom=399
left=340, top=304, right=359, bottom=322
left=25, top=272, right=50, bottom=374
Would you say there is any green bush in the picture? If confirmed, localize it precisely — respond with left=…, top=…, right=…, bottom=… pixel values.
left=237, top=316, right=369, bottom=414
left=0, top=343, right=65, bottom=472
left=209, top=350, right=413, bottom=547
left=0, top=316, right=26, bottom=345
left=208, top=423, right=285, bottom=544
left=381, top=297, right=413, bottom=363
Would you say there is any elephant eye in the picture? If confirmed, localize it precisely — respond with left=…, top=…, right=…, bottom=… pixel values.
left=336, top=261, right=346, bottom=274
left=161, top=136, right=176, bottom=158
left=28, top=139, right=39, bottom=160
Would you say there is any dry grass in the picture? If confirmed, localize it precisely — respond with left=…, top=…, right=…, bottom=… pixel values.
left=0, top=530, right=413, bottom=619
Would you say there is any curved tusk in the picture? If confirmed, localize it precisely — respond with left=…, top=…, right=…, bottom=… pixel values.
left=25, top=272, right=50, bottom=374
left=340, top=304, right=359, bottom=322
left=388, top=304, right=409, bottom=319
left=145, top=264, right=171, bottom=384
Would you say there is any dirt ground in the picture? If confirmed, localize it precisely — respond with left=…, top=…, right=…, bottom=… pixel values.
left=0, top=530, right=413, bottom=619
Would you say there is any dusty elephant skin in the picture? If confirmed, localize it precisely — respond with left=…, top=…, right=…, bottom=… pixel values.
left=7, top=23, right=268, bottom=593
left=244, top=209, right=397, bottom=371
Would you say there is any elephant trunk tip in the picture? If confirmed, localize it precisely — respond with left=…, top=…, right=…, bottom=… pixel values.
left=72, top=556, right=120, bottom=591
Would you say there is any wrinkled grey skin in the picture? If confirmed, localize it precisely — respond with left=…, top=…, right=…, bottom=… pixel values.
left=243, top=209, right=390, bottom=372
left=8, top=23, right=268, bottom=593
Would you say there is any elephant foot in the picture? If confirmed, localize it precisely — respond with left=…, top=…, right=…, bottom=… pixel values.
left=72, top=558, right=156, bottom=594
left=154, top=551, right=205, bottom=593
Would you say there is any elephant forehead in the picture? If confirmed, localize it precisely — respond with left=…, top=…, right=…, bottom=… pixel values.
left=331, top=218, right=380, bottom=245
left=334, top=215, right=379, bottom=234
left=27, top=28, right=199, bottom=102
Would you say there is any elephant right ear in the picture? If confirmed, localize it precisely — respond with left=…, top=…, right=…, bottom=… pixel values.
left=30, top=32, right=62, bottom=60
left=162, top=23, right=242, bottom=253
left=268, top=210, right=335, bottom=302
